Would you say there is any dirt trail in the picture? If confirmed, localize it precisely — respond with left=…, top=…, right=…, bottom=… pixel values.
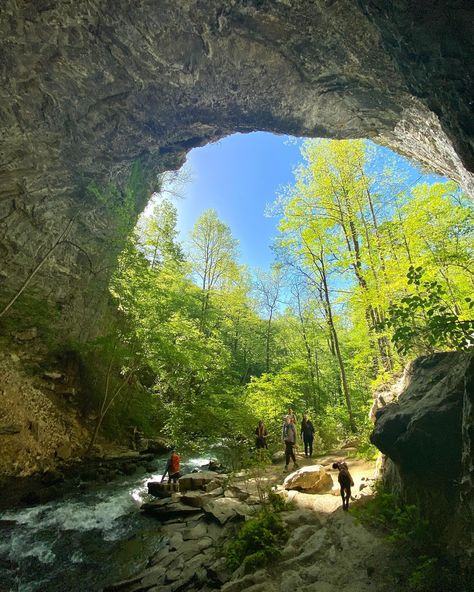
left=224, top=449, right=405, bottom=592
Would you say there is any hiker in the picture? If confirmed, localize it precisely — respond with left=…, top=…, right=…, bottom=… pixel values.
left=300, top=414, right=315, bottom=457
left=332, top=461, right=355, bottom=511
left=255, top=420, right=268, bottom=449
left=282, top=415, right=299, bottom=473
left=285, top=407, right=297, bottom=424
left=161, top=448, right=181, bottom=491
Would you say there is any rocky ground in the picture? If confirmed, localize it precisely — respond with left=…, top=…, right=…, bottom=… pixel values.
left=106, top=449, right=405, bottom=592
left=0, top=347, right=90, bottom=477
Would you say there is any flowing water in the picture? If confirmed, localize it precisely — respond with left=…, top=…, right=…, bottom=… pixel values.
left=0, top=454, right=212, bottom=592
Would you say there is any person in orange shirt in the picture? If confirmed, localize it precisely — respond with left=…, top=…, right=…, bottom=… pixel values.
left=161, top=448, right=181, bottom=491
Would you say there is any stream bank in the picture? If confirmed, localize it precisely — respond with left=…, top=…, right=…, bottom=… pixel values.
left=107, top=450, right=407, bottom=592
left=0, top=453, right=214, bottom=592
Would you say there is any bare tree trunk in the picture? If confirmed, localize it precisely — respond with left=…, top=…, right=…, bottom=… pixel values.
left=319, top=255, right=356, bottom=433
left=265, top=312, right=273, bottom=373
left=86, top=360, right=134, bottom=456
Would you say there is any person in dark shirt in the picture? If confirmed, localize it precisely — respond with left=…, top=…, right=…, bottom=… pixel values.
left=300, top=414, right=315, bottom=457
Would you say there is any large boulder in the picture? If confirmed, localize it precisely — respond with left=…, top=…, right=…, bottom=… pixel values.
left=147, top=481, right=173, bottom=498
left=371, top=352, right=469, bottom=480
left=371, top=351, right=474, bottom=571
left=271, top=451, right=286, bottom=464
left=283, top=465, right=333, bottom=493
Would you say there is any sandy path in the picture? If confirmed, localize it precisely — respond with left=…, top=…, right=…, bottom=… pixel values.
left=223, top=450, right=406, bottom=592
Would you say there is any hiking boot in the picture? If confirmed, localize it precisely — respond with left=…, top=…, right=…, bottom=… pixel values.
left=294, top=463, right=299, bottom=469
left=283, top=465, right=289, bottom=473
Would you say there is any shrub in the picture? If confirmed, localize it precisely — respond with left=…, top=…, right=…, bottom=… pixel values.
left=226, top=512, right=289, bottom=573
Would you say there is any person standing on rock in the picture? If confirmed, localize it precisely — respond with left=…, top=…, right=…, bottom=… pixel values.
left=161, top=448, right=181, bottom=491
left=282, top=416, right=299, bottom=473
left=300, top=414, right=315, bottom=457
left=255, top=420, right=268, bottom=449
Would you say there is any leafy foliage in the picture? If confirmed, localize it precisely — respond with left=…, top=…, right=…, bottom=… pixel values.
left=226, top=511, right=289, bottom=573
left=93, top=139, right=473, bottom=450
left=385, top=266, right=474, bottom=355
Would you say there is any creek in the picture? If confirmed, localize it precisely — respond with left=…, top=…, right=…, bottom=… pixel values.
left=0, top=453, right=213, bottom=592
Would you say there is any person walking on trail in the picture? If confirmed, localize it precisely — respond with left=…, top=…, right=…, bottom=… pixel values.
left=255, top=420, right=268, bottom=449
left=301, top=413, right=315, bottom=457
left=161, top=448, right=181, bottom=491
left=282, top=415, right=299, bottom=473
left=285, top=407, right=297, bottom=424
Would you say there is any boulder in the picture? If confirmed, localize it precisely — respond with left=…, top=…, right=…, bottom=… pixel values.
left=283, top=465, right=333, bottom=493
left=179, top=471, right=224, bottom=493
left=272, top=451, right=285, bottom=464
left=371, top=352, right=468, bottom=479
left=121, top=462, right=137, bottom=476
left=147, top=481, right=173, bottom=498
left=371, top=351, right=474, bottom=568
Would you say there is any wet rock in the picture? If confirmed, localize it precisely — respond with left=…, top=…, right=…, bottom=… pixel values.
left=141, top=499, right=203, bottom=520
left=121, top=463, right=137, bottom=476
left=147, top=481, right=172, bottom=498
left=283, top=465, right=333, bottom=493
left=40, top=470, right=64, bottom=486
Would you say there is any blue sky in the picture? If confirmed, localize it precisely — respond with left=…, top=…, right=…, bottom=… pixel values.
left=157, top=132, right=445, bottom=271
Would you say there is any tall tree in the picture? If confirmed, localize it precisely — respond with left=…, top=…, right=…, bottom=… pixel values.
left=138, top=198, right=183, bottom=268
left=188, top=209, right=239, bottom=324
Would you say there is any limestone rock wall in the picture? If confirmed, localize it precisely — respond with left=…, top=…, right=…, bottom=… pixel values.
left=371, top=351, right=474, bottom=568
left=0, top=1, right=473, bottom=341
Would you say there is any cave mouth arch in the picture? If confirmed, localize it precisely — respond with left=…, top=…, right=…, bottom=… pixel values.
left=0, top=0, right=473, bottom=341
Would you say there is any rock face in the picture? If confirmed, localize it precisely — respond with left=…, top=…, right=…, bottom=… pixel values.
left=283, top=465, right=333, bottom=493
left=371, top=351, right=474, bottom=569
left=0, top=1, right=473, bottom=341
